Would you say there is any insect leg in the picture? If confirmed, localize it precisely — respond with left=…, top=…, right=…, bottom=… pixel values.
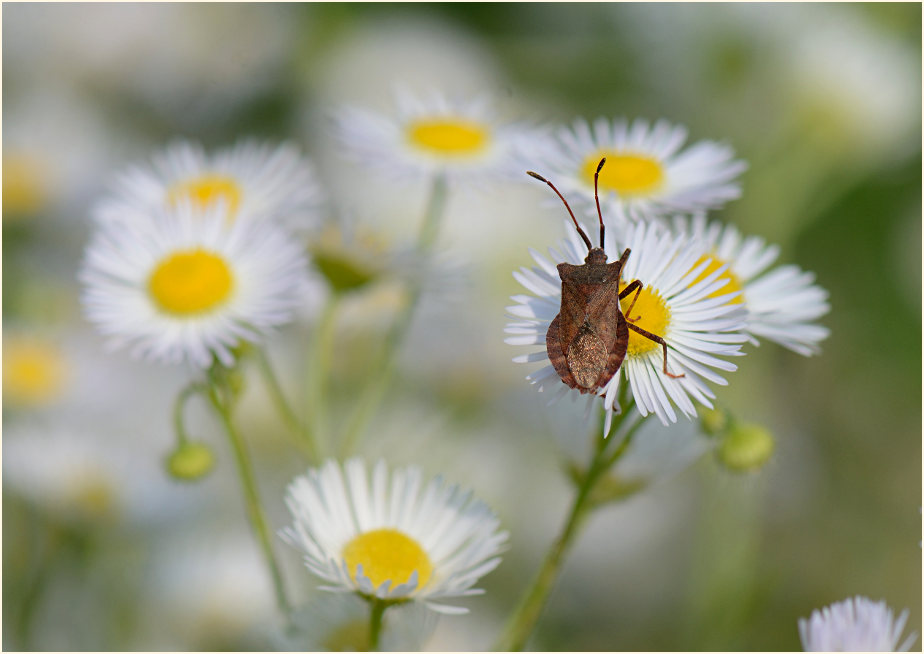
left=626, top=322, right=685, bottom=378
left=618, top=279, right=643, bottom=322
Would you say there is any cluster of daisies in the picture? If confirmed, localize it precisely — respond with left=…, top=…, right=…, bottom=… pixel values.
left=81, top=140, right=323, bottom=368
left=78, top=90, right=915, bottom=650
left=78, top=93, right=530, bottom=618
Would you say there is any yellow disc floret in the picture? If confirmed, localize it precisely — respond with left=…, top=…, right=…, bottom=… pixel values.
left=688, top=254, right=744, bottom=304
left=3, top=153, right=48, bottom=218
left=620, top=283, right=671, bottom=356
left=3, top=337, right=68, bottom=407
left=342, top=528, right=433, bottom=590
left=407, top=119, right=489, bottom=156
left=148, top=249, right=234, bottom=316
left=168, top=174, right=242, bottom=215
left=583, top=151, right=664, bottom=196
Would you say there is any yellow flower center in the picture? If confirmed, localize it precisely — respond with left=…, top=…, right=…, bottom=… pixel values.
left=688, top=255, right=745, bottom=304
left=342, top=528, right=433, bottom=590
left=407, top=118, right=489, bottom=156
left=583, top=151, right=664, bottom=196
left=620, top=283, right=671, bottom=356
left=148, top=249, right=234, bottom=316
left=3, top=338, right=67, bottom=407
left=3, top=153, right=48, bottom=218
left=167, top=174, right=242, bottom=216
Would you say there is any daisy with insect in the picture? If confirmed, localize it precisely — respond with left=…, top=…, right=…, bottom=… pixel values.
left=496, top=153, right=827, bottom=651
left=506, top=158, right=749, bottom=430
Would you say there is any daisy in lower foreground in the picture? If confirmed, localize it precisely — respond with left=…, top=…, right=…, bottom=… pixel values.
left=93, top=139, right=324, bottom=230
left=334, top=88, right=543, bottom=185
left=80, top=201, right=308, bottom=368
left=506, top=218, right=749, bottom=429
left=799, top=596, right=917, bottom=651
left=674, top=213, right=831, bottom=356
left=281, top=458, right=508, bottom=615
left=540, top=117, right=746, bottom=227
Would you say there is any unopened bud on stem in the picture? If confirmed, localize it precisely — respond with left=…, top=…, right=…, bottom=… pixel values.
left=716, top=422, right=774, bottom=472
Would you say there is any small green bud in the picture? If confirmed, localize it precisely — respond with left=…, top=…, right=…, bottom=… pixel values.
left=166, top=442, right=215, bottom=481
left=699, top=406, right=729, bottom=437
left=716, top=422, right=774, bottom=472
left=311, top=248, right=379, bottom=293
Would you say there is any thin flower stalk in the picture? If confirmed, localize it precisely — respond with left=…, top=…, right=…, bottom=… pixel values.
left=495, top=403, right=645, bottom=651
left=304, top=293, right=342, bottom=457
left=340, top=174, right=448, bottom=456
left=255, top=348, right=319, bottom=463
left=206, top=372, right=291, bottom=618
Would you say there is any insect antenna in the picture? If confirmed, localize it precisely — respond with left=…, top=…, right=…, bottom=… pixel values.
left=527, top=170, right=592, bottom=251
left=594, top=157, right=606, bottom=247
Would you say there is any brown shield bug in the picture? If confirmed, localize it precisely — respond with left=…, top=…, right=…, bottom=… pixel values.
left=527, top=157, right=683, bottom=395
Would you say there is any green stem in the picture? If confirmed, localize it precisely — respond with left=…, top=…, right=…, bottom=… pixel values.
left=14, top=503, right=51, bottom=650
left=415, top=174, right=448, bottom=250
left=339, top=174, right=448, bottom=456
left=256, top=348, right=319, bottom=463
left=603, top=410, right=644, bottom=470
left=367, top=598, right=388, bottom=651
left=304, top=293, right=341, bottom=458
left=495, top=406, right=640, bottom=651
left=206, top=379, right=291, bottom=617
left=172, top=382, right=206, bottom=445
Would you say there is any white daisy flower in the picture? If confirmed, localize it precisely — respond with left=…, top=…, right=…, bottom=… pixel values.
left=80, top=201, right=308, bottom=369
left=674, top=213, right=830, bottom=356
left=506, top=214, right=749, bottom=430
left=282, top=458, right=508, bottom=615
left=334, top=88, right=543, bottom=185
left=540, top=117, right=746, bottom=226
left=799, top=596, right=917, bottom=652
left=93, top=139, right=324, bottom=231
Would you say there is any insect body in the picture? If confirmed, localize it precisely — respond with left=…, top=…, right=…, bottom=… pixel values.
left=528, top=158, right=682, bottom=394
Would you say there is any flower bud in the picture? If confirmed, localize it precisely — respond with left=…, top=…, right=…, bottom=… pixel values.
left=699, top=406, right=729, bottom=437
left=311, top=248, right=379, bottom=293
left=166, top=442, right=215, bottom=481
left=716, top=422, right=774, bottom=472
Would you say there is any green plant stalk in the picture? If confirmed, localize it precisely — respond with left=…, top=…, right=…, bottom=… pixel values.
left=494, top=405, right=642, bottom=651
left=255, top=348, right=319, bottom=463
left=207, top=381, right=291, bottom=617
left=13, top=503, right=52, bottom=651
left=172, top=382, right=206, bottom=445
left=367, top=598, right=388, bottom=651
left=304, top=293, right=341, bottom=458
left=339, top=174, right=448, bottom=456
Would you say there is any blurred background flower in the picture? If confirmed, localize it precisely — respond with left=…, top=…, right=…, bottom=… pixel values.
left=3, top=3, right=920, bottom=651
